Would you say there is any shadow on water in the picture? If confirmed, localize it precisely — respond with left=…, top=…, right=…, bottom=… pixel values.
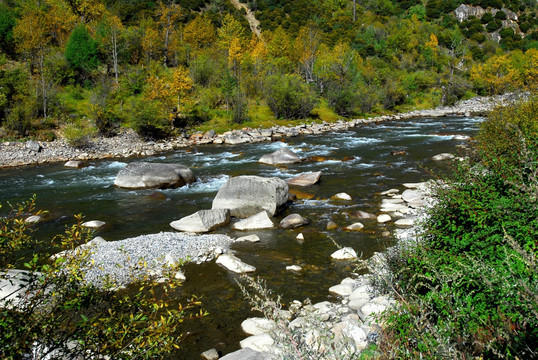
left=0, top=116, right=482, bottom=358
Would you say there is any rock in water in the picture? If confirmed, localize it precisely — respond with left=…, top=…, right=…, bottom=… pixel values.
left=258, top=148, right=301, bottom=165
left=216, top=254, right=256, bottom=273
left=170, top=209, right=230, bottom=233
left=232, top=211, right=275, bottom=230
left=432, top=153, right=455, bottom=161
left=331, top=247, right=357, bottom=260
left=114, top=162, right=195, bottom=189
left=279, top=214, right=309, bottom=229
left=287, top=171, right=322, bottom=186
left=212, top=176, right=289, bottom=218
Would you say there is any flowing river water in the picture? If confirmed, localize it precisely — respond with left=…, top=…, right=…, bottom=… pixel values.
left=0, top=115, right=482, bottom=358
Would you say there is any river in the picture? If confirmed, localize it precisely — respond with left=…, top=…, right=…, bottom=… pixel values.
left=0, top=115, right=482, bottom=358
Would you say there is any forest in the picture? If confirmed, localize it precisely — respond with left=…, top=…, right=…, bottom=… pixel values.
left=0, top=0, right=537, bottom=144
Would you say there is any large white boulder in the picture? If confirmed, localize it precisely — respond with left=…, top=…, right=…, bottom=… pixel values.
left=239, top=334, right=275, bottom=352
left=212, top=176, right=289, bottom=218
left=170, top=209, right=230, bottom=233
left=114, top=162, right=195, bottom=189
left=232, top=211, right=275, bottom=231
left=258, top=148, right=301, bottom=165
left=215, top=254, right=256, bottom=273
left=0, top=270, right=43, bottom=309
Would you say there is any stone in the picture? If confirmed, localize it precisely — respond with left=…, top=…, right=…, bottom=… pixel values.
left=170, top=209, right=230, bottom=233
left=24, top=215, right=42, bottom=224
left=332, top=321, right=368, bottom=350
left=331, top=247, right=357, bottom=260
left=236, top=234, right=261, bottom=242
left=402, top=189, right=423, bottom=203
left=344, top=222, right=364, bottom=231
left=326, top=221, right=338, bottom=230
left=239, top=334, right=275, bottom=352
left=220, top=348, right=272, bottom=360
left=258, top=148, right=301, bottom=165
left=360, top=302, right=387, bottom=318
left=332, top=192, right=352, bottom=201
left=201, top=348, right=219, bottom=360
left=380, top=203, right=409, bottom=213
left=241, top=317, right=276, bottom=335
left=296, top=233, right=304, bottom=240
left=215, top=254, right=256, bottom=273
left=279, top=214, right=308, bottom=229
left=377, top=214, right=391, bottom=223
left=64, top=160, right=84, bottom=168
left=380, top=188, right=399, bottom=195
left=329, top=283, right=354, bottom=297
left=82, top=220, right=106, bottom=229
left=26, top=140, right=41, bottom=153
left=432, top=153, right=455, bottom=161
left=286, top=171, right=322, bottom=187
left=403, top=182, right=427, bottom=189
left=232, top=211, right=275, bottom=231
left=395, top=218, right=414, bottom=227
left=0, top=270, right=40, bottom=308
left=114, top=162, right=195, bottom=189
left=353, top=211, right=376, bottom=220
left=212, top=176, right=289, bottom=218
left=286, top=265, right=302, bottom=272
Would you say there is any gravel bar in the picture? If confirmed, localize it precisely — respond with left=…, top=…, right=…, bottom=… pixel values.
left=82, top=232, right=234, bottom=287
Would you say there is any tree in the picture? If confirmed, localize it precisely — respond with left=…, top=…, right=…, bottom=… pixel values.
left=183, top=15, right=217, bottom=53
left=217, top=14, right=245, bottom=52
left=63, top=0, right=105, bottom=23
left=97, top=14, right=124, bottom=84
left=65, top=24, right=100, bottom=81
left=0, top=4, right=16, bottom=57
left=13, top=5, right=51, bottom=119
left=171, top=65, right=193, bottom=112
left=294, top=25, right=321, bottom=83
left=156, top=0, right=183, bottom=67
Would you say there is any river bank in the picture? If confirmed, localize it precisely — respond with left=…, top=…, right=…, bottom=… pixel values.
left=0, top=93, right=522, bottom=169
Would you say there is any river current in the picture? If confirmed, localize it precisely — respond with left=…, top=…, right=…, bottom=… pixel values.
left=0, top=116, right=482, bottom=357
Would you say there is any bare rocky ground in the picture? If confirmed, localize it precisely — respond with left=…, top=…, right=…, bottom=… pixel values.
left=0, top=93, right=524, bottom=169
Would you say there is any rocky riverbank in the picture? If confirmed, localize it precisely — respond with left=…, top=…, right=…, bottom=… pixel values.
left=0, top=93, right=523, bottom=169
left=217, top=182, right=435, bottom=360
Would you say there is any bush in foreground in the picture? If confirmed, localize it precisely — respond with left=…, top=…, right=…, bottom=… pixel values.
left=0, top=197, right=201, bottom=359
left=379, top=97, right=538, bottom=359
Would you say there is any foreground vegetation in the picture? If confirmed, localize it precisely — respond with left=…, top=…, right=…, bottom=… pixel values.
left=0, top=197, right=202, bottom=359
left=380, top=97, right=538, bottom=358
left=0, top=0, right=537, bottom=143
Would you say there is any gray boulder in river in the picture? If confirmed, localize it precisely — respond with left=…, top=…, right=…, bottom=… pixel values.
left=170, top=209, right=230, bottom=233
left=258, top=148, right=301, bottom=165
left=114, top=162, right=195, bottom=189
left=212, top=176, right=289, bottom=218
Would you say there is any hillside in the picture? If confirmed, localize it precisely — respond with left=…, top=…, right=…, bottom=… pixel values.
left=0, top=0, right=537, bottom=143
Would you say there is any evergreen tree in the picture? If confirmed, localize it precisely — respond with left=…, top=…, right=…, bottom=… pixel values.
left=65, top=24, right=100, bottom=81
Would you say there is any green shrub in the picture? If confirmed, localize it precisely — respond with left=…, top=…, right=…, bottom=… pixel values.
left=264, top=74, right=317, bottom=119
left=379, top=97, right=538, bottom=359
left=62, top=119, right=96, bottom=147
left=130, top=99, right=171, bottom=140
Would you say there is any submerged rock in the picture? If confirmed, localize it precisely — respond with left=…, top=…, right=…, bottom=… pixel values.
left=258, top=148, right=301, bottom=165
left=114, top=162, right=195, bottom=189
left=279, top=214, right=309, bottom=229
left=287, top=171, right=322, bottom=186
